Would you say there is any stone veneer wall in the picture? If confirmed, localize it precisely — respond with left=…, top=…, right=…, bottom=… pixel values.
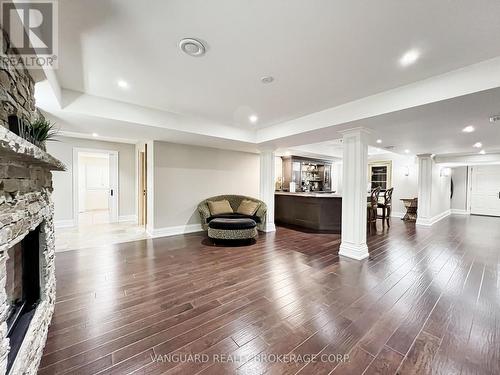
left=0, top=28, right=37, bottom=130
left=0, top=26, right=62, bottom=375
left=0, top=161, right=56, bottom=374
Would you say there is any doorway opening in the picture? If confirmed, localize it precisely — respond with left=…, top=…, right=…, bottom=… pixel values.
left=73, top=148, right=119, bottom=226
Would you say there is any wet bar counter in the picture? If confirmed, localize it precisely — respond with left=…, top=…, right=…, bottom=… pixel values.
left=275, top=192, right=342, bottom=233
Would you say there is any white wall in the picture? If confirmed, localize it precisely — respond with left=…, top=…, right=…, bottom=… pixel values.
left=47, top=136, right=136, bottom=224
left=368, top=153, right=418, bottom=216
left=451, top=166, right=468, bottom=212
left=149, top=141, right=260, bottom=230
left=332, top=161, right=343, bottom=194
left=430, top=162, right=452, bottom=217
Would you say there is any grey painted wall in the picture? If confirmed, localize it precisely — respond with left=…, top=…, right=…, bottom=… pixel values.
left=451, top=166, right=468, bottom=211
left=430, top=161, right=452, bottom=217
left=150, top=141, right=260, bottom=229
left=47, top=136, right=136, bottom=222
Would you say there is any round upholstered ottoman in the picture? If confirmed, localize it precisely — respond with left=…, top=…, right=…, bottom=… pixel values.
left=208, top=218, right=257, bottom=241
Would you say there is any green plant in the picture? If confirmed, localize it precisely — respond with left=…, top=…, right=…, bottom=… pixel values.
left=27, top=116, right=59, bottom=147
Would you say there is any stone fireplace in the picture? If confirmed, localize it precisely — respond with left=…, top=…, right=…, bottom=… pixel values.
left=1, top=28, right=65, bottom=374
left=0, top=129, right=65, bottom=375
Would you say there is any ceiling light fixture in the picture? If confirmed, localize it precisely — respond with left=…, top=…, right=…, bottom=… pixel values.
left=376, top=139, right=382, bottom=144
left=249, top=115, right=258, bottom=124
left=489, top=115, right=500, bottom=123
left=179, top=38, right=206, bottom=57
left=479, top=149, right=486, bottom=155
left=399, top=49, right=420, bottom=67
left=117, top=80, right=129, bottom=89
left=404, top=149, right=410, bottom=154
left=261, top=76, right=274, bottom=84
left=92, top=133, right=98, bottom=137
left=462, top=125, right=475, bottom=133
left=473, top=142, right=482, bottom=148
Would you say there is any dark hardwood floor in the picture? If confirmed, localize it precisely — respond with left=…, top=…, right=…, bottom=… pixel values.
left=39, top=215, right=500, bottom=375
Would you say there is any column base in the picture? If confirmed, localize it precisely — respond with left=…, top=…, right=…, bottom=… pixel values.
left=339, top=242, right=369, bottom=260
left=262, top=222, right=276, bottom=233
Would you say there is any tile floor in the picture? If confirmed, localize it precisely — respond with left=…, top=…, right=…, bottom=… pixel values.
left=55, top=221, right=149, bottom=252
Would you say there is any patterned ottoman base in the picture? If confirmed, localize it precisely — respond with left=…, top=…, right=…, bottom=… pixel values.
left=208, top=218, right=257, bottom=240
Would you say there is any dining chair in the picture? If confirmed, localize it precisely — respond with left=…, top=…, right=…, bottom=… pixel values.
left=378, top=187, right=394, bottom=227
left=367, top=187, right=381, bottom=233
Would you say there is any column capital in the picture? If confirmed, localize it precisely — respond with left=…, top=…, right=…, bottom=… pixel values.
left=257, top=145, right=276, bottom=153
left=339, top=127, right=372, bottom=137
left=416, top=153, right=434, bottom=159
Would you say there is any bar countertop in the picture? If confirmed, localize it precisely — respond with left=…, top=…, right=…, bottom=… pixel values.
left=275, top=191, right=341, bottom=198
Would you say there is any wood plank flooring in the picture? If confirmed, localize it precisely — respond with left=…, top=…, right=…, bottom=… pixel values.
left=39, top=215, right=500, bottom=374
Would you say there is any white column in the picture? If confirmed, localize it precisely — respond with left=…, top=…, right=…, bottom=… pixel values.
left=416, top=154, right=433, bottom=226
left=339, top=128, right=370, bottom=260
left=259, top=150, right=276, bottom=232
left=332, top=161, right=343, bottom=194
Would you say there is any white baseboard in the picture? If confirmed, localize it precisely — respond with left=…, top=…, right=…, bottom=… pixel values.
left=390, top=211, right=405, bottom=219
left=262, top=222, right=276, bottom=232
left=54, top=219, right=75, bottom=228
left=119, top=214, right=138, bottom=223
left=147, top=223, right=203, bottom=238
left=416, top=209, right=451, bottom=227
left=339, top=241, right=369, bottom=260
left=451, top=209, right=470, bottom=215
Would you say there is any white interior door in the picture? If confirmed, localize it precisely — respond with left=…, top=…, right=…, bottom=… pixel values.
left=108, top=152, right=119, bottom=223
left=470, top=165, right=500, bottom=216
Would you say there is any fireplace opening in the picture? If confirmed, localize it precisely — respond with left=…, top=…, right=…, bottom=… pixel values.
left=5, top=225, right=41, bottom=373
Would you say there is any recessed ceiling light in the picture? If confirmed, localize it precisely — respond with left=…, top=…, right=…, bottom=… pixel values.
left=376, top=139, right=382, bottom=144
left=473, top=142, right=482, bottom=148
left=404, top=149, right=410, bottom=154
left=117, top=80, right=129, bottom=89
left=479, top=150, right=486, bottom=155
left=249, top=115, right=258, bottom=124
left=92, top=133, right=98, bottom=137
left=261, top=76, right=274, bottom=84
left=399, top=49, right=420, bottom=67
left=462, top=125, right=475, bottom=133
left=179, top=38, right=206, bottom=57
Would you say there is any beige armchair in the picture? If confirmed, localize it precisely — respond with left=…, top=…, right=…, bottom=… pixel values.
left=198, top=195, right=267, bottom=231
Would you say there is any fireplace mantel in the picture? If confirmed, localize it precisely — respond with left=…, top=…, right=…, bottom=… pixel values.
left=0, top=127, right=65, bottom=172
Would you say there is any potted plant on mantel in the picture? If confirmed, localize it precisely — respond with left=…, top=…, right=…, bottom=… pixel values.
left=25, top=116, right=59, bottom=151
left=9, top=114, right=59, bottom=151
left=27, top=116, right=59, bottom=151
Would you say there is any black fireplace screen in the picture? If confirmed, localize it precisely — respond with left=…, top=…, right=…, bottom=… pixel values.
left=5, top=225, right=41, bottom=372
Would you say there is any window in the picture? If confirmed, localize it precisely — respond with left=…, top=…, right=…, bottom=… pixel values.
left=368, top=161, right=392, bottom=190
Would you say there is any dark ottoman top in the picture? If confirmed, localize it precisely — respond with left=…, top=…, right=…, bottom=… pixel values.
left=208, top=218, right=257, bottom=230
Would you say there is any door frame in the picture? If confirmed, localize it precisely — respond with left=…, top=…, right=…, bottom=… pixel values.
left=137, top=146, right=147, bottom=226
left=72, top=147, right=119, bottom=226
